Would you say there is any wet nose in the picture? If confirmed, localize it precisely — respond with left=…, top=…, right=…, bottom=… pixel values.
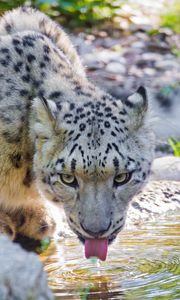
left=80, top=221, right=112, bottom=238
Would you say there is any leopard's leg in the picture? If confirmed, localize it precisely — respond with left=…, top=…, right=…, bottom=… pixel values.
left=11, top=201, right=56, bottom=240
left=0, top=210, right=16, bottom=240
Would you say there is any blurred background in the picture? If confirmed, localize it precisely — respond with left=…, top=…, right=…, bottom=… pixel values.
left=0, top=0, right=179, bottom=155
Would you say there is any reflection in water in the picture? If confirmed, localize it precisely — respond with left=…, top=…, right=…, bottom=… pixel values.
left=40, top=213, right=180, bottom=300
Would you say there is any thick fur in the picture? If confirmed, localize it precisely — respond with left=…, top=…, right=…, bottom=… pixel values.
left=0, top=7, right=154, bottom=241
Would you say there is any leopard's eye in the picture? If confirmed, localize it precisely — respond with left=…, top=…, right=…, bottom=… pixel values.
left=114, top=172, right=131, bottom=186
left=59, top=174, right=78, bottom=188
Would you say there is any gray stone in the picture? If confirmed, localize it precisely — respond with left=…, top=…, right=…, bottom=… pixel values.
left=101, top=51, right=120, bottom=63
left=85, top=60, right=104, bottom=70
left=112, top=56, right=127, bottom=65
left=144, top=67, right=156, bottom=76
left=141, top=52, right=162, bottom=61
left=131, top=41, right=146, bottom=49
left=106, top=62, right=126, bottom=74
left=150, top=156, right=180, bottom=181
left=135, top=32, right=149, bottom=41
left=155, top=60, right=179, bottom=70
left=127, top=180, right=180, bottom=226
left=0, top=236, right=54, bottom=300
left=100, top=37, right=120, bottom=48
left=128, top=65, right=143, bottom=77
left=152, top=87, right=180, bottom=141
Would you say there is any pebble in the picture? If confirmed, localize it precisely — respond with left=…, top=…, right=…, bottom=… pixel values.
left=106, top=62, right=126, bottom=74
left=155, top=60, right=179, bottom=70
left=144, top=67, right=156, bottom=75
left=131, top=41, right=146, bottom=48
left=150, top=156, right=180, bottom=181
left=141, top=52, right=162, bottom=61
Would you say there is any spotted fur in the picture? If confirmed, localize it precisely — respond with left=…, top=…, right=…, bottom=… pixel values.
left=0, top=7, right=154, bottom=242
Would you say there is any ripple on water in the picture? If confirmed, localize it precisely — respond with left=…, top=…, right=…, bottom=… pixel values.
left=40, top=213, right=180, bottom=300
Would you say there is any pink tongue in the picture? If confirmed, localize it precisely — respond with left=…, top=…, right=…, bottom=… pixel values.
left=85, top=239, right=108, bottom=261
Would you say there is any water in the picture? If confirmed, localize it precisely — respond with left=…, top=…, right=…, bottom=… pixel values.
left=40, top=213, right=180, bottom=300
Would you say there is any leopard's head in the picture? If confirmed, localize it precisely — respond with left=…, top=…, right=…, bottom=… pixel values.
left=30, top=86, right=155, bottom=259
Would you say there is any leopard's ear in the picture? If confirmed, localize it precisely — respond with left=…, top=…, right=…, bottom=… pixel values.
left=30, top=97, right=58, bottom=138
left=125, top=86, right=148, bottom=130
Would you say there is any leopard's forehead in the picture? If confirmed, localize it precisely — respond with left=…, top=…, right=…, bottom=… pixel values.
left=52, top=98, right=141, bottom=177
left=56, top=97, right=128, bottom=139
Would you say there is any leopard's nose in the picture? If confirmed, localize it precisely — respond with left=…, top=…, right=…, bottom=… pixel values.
left=80, top=221, right=112, bottom=238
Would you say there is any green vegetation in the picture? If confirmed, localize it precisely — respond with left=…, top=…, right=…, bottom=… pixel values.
left=172, top=48, right=180, bottom=58
left=0, top=0, right=121, bottom=27
left=37, top=0, right=122, bottom=27
left=168, top=137, right=180, bottom=157
left=36, top=237, right=51, bottom=253
left=0, top=0, right=180, bottom=31
left=0, top=0, right=25, bottom=10
left=80, top=283, right=94, bottom=300
left=27, top=293, right=35, bottom=300
left=161, top=0, right=180, bottom=33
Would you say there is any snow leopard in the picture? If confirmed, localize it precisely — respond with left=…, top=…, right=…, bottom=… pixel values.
left=0, top=7, right=154, bottom=260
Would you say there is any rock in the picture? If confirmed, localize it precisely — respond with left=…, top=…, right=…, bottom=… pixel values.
left=147, top=41, right=170, bottom=53
left=106, top=62, right=126, bottom=74
left=136, top=59, right=154, bottom=68
left=128, top=65, right=143, bottom=77
left=159, top=27, right=174, bottom=36
left=0, top=236, right=54, bottom=300
left=155, top=60, right=179, bottom=70
left=152, top=88, right=180, bottom=141
left=150, top=156, right=180, bottom=181
left=131, top=41, right=146, bottom=49
left=141, top=52, right=162, bottom=61
left=129, top=23, right=153, bottom=33
left=84, top=50, right=127, bottom=67
left=135, top=32, right=149, bottom=41
left=86, top=60, right=104, bottom=70
left=127, top=180, right=180, bottom=226
left=123, top=50, right=141, bottom=62
left=144, top=67, right=156, bottom=76
left=70, top=34, right=94, bottom=56
left=112, top=56, right=126, bottom=65
left=96, top=50, right=119, bottom=63
left=98, top=37, right=120, bottom=49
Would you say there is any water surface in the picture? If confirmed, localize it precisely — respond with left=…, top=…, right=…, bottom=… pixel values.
left=40, top=213, right=180, bottom=300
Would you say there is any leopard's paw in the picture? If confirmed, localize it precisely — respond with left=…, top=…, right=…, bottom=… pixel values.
left=14, top=205, right=56, bottom=240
